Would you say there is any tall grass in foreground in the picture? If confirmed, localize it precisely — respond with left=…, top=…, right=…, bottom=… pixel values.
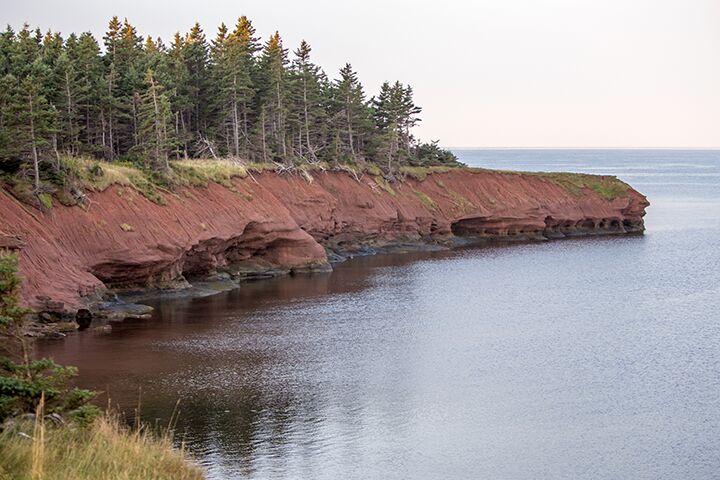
left=0, top=411, right=204, bottom=480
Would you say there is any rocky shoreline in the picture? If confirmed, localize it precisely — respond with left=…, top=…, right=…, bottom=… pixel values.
left=0, top=168, right=649, bottom=332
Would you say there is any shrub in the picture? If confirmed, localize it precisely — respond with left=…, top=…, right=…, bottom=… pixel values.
left=0, top=255, right=99, bottom=424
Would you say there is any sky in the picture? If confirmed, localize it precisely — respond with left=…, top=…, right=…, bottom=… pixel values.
left=3, top=0, right=719, bottom=148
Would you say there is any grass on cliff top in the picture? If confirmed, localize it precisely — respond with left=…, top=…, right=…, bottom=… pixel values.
left=464, top=166, right=631, bottom=201
left=0, top=414, right=204, bottom=480
left=62, top=157, right=276, bottom=204
left=528, top=172, right=630, bottom=200
left=63, top=157, right=167, bottom=205
left=399, top=165, right=455, bottom=181
left=171, top=159, right=251, bottom=188
left=58, top=158, right=466, bottom=205
left=38, top=157, right=627, bottom=208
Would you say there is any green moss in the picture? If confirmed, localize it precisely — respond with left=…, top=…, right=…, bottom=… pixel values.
left=37, top=193, right=53, bottom=209
left=55, top=189, right=77, bottom=206
left=8, top=180, right=37, bottom=206
left=364, top=164, right=382, bottom=176
left=374, top=177, right=397, bottom=196
left=414, top=190, right=436, bottom=209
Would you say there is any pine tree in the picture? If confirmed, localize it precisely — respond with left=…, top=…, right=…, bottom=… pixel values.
left=0, top=16, right=455, bottom=176
left=211, top=16, right=259, bottom=158
left=332, top=63, right=372, bottom=161
left=103, top=18, right=144, bottom=159
left=102, top=17, right=122, bottom=159
left=372, top=82, right=398, bottom=169
left=257, top=32, right=289, bottom=162
left=135, top=69, right=174, bottom=170
left=183, top=23, right=209, bottom=145
left=0, top=74, right=18, bottom=169
left=398, top=84, right=422, bottom=156
left=71, top=32, right=105, bottom=155
left=6, top=76, right=56, bottom=190
left=289, top=40, right=325, bottom=161
left=168, top=32, right=191, bottom=158
left=371, top=81, right=422, bottom=168
left=0, top=27, right=16, bottom=77
left=11, top=25, right=42, bottom=80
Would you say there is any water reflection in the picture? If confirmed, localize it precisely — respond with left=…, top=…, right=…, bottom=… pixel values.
left=38, top=150, right=720, bottom=480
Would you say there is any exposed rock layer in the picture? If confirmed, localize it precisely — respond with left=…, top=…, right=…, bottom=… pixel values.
left=0, top=169, right=648, bottom=311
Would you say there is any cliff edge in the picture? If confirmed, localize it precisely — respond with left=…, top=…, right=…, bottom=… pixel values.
left=0, top=167, right=648, bottom=312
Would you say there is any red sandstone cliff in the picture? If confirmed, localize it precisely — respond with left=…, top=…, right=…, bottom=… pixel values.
left=0, top=169, right=648, bottom=312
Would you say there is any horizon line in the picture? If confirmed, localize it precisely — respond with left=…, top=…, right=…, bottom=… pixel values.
left=448, top=146, right=720, bottom=150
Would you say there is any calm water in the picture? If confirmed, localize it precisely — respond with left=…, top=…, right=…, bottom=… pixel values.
left=39, top=150, right=720, bottom=479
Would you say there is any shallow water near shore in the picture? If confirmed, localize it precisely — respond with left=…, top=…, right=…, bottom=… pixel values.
left=38, top=150, right=720, bottom=480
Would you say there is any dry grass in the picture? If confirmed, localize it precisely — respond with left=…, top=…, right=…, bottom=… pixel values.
left=172, top=159, right=249, bottom=188
left=63, top=157, right=165, bottom=205
left=400, top=165, right=454, bottom=181
left=0, top=413, right=204, bottom=480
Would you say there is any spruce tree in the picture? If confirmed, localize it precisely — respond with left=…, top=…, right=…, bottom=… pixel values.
left=72, top=32, right=105, bottom=155
left=332, top=63, right=371, bottom=162
left=135, top=69, right=174, bottom=170
left=211, top=16, right=259, bottom=158
left=168, top=32, right=191, bottom=158
left=183, top=23, right=209, bottom=146
left=6, top=76, right=56, bottom=190
left=0, top=16, right=456, bottom=176
left=290, top=40, right=325, bottom=161
left=257, top=32, right=289, bottom=162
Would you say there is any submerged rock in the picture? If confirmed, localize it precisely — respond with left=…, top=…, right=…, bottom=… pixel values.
left=75, top=309, right=92, bottom=329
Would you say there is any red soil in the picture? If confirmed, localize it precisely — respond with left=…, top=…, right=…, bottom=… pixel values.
left=0, top=169, right=648, bottom=312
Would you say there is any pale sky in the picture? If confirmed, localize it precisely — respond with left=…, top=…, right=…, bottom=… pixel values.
left=3, top=0, right=720, bottom=148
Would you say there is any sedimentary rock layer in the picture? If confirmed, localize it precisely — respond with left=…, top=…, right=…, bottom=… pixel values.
left=0, top=169, right=648, bottom=311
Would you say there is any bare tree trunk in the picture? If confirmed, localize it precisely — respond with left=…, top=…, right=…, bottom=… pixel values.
left=242, top=101, right=249, bottom=151
left=231, top=76, right=240, bottom=157
left=132, top=92, right=140, bottom=148
left=276, top=80, right=287, bottom=160
left=65, top=70, right=74, bottom=155
left=261, top=109, right=268, bottom=163
left=149, top=74, right=167, bottom=170
left=174, top=111, right=180, bottom=159
left=100, top=110, right=107, bottom=155
left=346, top=95, right=354, bottom=157
left=302, top=76, right=312, bottom=158
left=28, top=95, right=40, bottom=192
left=107, top=70, right=115, bottom=160
left=180, top=111, right=188, bottom=159
left=52, top=134, right=60, bottom=169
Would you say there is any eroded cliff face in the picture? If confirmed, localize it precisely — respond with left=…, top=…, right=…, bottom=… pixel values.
left=0, top=169, right=648, bottom=312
